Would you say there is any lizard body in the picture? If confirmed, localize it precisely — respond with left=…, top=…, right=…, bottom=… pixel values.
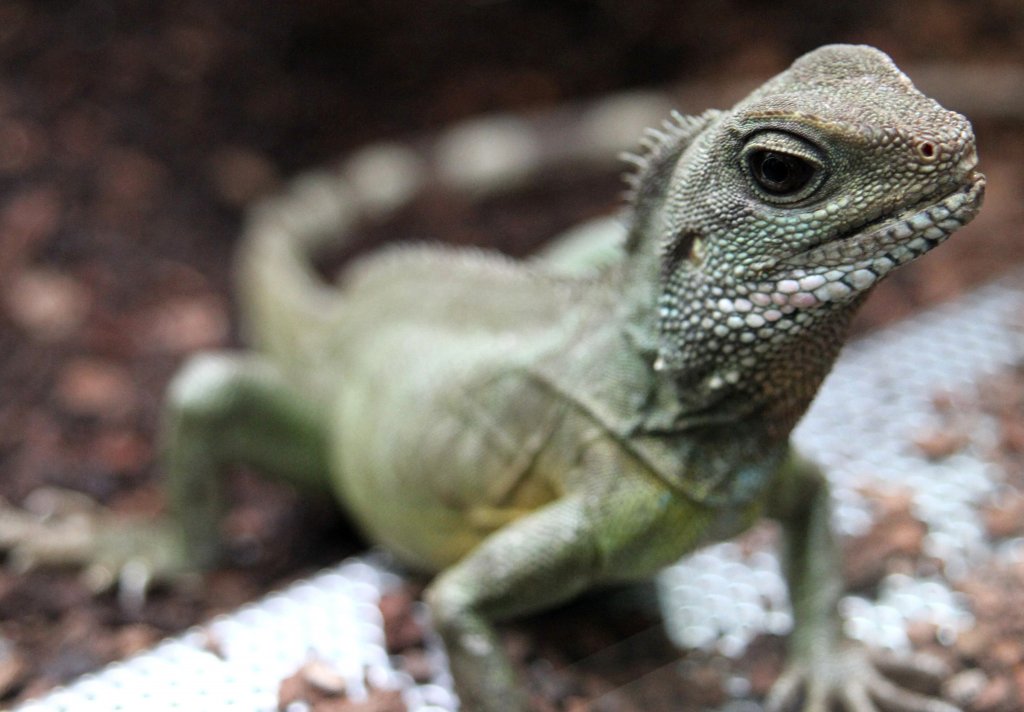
left=11, top=45, right=986, bottom=710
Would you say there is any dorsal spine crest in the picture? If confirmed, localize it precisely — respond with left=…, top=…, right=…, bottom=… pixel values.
left=621, top=109, right=720, bottom=252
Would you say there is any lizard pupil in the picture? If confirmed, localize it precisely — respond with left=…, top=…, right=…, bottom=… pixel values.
left=749, top=150, right=814, bottom=195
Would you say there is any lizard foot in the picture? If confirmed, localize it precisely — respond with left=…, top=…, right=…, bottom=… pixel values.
left=765, top=644, right=960, bottom=712
left=0, top=488, right=194, bottom=611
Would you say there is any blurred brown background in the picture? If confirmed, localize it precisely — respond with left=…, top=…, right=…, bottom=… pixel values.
left=1, top=0, right=1023, bottom=705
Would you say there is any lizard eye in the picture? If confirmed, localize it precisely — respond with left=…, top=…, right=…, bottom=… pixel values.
left=748, top=151, right=814, bottom=195
left=740, top=131, right=827, bottom=204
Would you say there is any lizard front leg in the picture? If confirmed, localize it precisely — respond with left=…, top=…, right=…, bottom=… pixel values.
left=767, top=453, right=958, bottom=712
left=426, top=494, right=598, bottom=711
left=2, top=352, right=333, bottom=594
left=162, top=352, right=333, bottom=568
left=425, top=441, right=703, bottom=711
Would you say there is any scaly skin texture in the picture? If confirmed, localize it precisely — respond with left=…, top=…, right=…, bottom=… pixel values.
left=2, top=45, right=984, bottom=710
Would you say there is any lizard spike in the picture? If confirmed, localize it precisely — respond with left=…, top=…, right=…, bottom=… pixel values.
left=642, top=127, right=670, bottom=142
left=668, top=109, right=705, bottom=131
left=621, top=109, right=721, bottom=229
left=623, top=110, right=720, bottom=173
left=639, top=126, right=684, bottom=159
left=620, top=167, right=646, bottom=207
left=619, top=150, right=649, bottom=168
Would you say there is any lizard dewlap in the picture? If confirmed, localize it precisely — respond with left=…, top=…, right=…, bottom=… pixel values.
left=11, top=44, right=982, bottom=712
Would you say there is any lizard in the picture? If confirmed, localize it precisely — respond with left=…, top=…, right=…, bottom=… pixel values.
left=1, top=44, right=984, bottom=711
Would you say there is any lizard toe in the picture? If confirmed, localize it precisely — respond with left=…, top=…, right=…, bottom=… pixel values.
left=872, top=648, right=953, bottom=689
left=764, top=665, right=804, bottom=712
left=839, top=681, right=880, bottom=712
left=1, top=489, right=196, bottom=611
left=865, top=668, right=961, bottom=712
left=766, top=646, right=961, bottom=712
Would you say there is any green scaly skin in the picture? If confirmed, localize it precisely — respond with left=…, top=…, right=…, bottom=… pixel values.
left=5, top=45, right=986, bottom=710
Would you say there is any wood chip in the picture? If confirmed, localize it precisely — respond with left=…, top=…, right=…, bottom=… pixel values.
left=301, top=658, right=348, bottom=696
left=55, top=358, right=136, bottom=419
left=136, top=295, right=228, bottom=353
left=5, top=269, right=92, bottom=341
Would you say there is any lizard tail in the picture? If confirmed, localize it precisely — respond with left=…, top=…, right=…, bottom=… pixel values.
left=236, top=170, right=361, bottom=369
left=236, top=94, right=678, bottom=366
left=236, top=140, right=463, bottom=368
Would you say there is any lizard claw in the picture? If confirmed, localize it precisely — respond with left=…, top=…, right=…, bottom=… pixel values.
left=0, top=488, right=193, bottom=610
left=0, top=489, right=98, bottom=572
left=765, top=645, right=960, bottom=712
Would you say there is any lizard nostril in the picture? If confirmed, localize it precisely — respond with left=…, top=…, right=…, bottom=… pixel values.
left=916, top=139, right=938, bottom=162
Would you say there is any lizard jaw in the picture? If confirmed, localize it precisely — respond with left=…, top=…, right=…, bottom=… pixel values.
left=764, top=172, right=986, bottom=310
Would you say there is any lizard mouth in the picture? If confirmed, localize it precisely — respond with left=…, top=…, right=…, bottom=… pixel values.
left=768, top=172, right=986, bottom=308
left=798, top=172, right=985, bottom=269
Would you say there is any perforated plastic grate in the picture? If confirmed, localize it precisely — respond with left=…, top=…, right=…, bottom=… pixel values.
left=17, top=274, right=1024, bottom=711
left=15, top=557, right=455, bottom=712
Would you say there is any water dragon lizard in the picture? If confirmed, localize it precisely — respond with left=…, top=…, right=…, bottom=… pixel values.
left=4, top=44, right=986, bottom=711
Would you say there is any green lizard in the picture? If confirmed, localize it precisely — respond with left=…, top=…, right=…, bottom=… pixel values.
left=8, top=45, right=986, bottom=710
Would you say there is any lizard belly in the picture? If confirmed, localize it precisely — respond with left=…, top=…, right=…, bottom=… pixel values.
left=329, top=324, right=564, bottom=573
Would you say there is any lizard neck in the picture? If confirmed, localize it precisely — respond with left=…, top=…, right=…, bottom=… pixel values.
left=615, top=244, right=860, bottom=441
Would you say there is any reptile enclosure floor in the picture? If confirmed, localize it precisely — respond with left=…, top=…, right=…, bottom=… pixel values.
left=3, top=2, right=1024, bottom=711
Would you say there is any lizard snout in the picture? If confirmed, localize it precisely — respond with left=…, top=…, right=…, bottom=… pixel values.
left=957, top=143, right=980, bottom=177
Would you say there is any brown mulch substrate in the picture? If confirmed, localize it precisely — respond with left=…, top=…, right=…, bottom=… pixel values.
left=3, top=1, right=1024, bottom=708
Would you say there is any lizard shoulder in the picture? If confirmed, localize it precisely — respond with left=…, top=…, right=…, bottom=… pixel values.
left=531, top=322, right=787, bottom=507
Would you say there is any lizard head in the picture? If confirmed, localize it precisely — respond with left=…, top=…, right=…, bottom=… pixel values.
left=637, top=44, right=985, bottom=421
left=658, top=44, right=984, bottom=311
